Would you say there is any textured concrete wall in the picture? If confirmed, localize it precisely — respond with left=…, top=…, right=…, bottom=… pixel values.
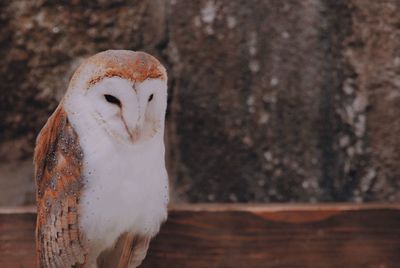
left=1, top=0, right=399, bottom=205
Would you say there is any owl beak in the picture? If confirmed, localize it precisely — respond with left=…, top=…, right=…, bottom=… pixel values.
left=120, top=114, right=142, bottom=143
left=122, top=96, right=145, bottom=143
left=129, top=126, right=141, bottom=142
left=128, top=105, right=146, bottom=143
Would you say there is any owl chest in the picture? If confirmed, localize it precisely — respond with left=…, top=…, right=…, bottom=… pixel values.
left=78, top=141, right=168, bottom=246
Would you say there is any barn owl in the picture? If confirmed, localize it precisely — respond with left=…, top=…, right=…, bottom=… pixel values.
left=34, top=50, right=169, bottom=267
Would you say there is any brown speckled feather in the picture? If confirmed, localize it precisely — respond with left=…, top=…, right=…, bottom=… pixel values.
left=34, top=105, right=87, bottom=268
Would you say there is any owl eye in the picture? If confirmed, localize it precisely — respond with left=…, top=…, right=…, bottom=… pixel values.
left=148, top=94, right=154, bottom=102
left=104, top=94, right=121, bottom=106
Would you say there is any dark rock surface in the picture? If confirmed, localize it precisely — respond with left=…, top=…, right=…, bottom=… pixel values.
left=1, top=0, right=399, bottom=205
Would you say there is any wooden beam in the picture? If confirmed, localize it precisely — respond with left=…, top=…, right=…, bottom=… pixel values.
left=1, top=204, right=399, bottom=268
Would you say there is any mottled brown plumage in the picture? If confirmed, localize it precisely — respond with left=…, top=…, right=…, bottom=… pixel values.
left=35, top=106, right=87, bottom=267
left=69, top=50, right=166, bottom=91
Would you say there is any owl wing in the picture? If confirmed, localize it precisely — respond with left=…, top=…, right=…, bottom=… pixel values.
left=34, top=105, right=87, bottom=267
left=120, top=234, right=151, bottom=268
left=97, top=233, right=150, bottom=268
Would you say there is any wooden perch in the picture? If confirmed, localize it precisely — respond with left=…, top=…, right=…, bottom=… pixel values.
left=0, top=204, right=400, bottom=268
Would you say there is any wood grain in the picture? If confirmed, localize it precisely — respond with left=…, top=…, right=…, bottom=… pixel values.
left=0, top=204, right=399, bottom=268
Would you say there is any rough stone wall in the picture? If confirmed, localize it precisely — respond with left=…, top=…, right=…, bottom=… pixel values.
left=340, top=1, right=400, bottom=202
left=0, top=0, right=399, bottom=205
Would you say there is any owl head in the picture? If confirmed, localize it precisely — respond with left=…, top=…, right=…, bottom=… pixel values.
left=63, top=50, right=168, bottom=145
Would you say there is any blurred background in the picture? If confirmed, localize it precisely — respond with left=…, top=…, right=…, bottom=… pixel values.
left=1, top=0, right=400, bottom=206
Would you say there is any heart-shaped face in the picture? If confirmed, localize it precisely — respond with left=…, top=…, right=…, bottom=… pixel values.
left=64, top=50, right=168, bottom=145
